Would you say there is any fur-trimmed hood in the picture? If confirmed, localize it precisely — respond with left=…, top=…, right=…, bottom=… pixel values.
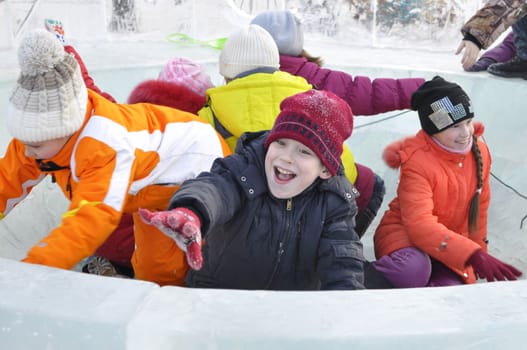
left=127, top=79, right=206, bottom=114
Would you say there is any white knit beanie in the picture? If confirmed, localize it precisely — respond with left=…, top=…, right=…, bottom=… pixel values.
left=251, top=10, right=304, bottom=56
left=7, top=29, right=87, bottom=143
left=219, top=24, right=279, bottom=80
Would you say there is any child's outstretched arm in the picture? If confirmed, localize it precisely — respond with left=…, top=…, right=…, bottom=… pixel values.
left=139, top=207, right=203, bottom=270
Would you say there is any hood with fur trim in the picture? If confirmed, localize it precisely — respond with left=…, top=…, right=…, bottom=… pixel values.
left=383, top=122, right=485, bottom=169
left=127, top=79, right=206, bottom=114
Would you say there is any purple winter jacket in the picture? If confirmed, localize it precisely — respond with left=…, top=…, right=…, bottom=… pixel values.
left=279, top=55, right=424, bottom=116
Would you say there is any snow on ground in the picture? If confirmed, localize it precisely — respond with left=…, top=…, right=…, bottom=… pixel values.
left=0, top=1, right=527, bottom=349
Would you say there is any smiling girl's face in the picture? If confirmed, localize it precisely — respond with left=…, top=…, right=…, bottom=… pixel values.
left=433, top=118, right=474, bottom=151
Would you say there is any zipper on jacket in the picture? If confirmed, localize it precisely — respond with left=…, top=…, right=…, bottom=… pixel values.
left=265, top=242, right=285, bottom=289
left=66, top=172, right=72, bottom=200
left=294, top=218, right=303, bottom=268
left=264, top=198, right=293, bottom=288
left=37, top=160, right=72, bottom=199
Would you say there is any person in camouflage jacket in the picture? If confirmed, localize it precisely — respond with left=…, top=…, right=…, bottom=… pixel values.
left=456, top=0, right=527, bottom=78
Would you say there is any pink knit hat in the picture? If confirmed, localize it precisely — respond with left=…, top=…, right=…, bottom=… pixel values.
left=158, top=57, right=214, bottom=97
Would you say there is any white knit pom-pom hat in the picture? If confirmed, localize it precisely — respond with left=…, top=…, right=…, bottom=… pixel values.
left=7, top=29, right=87, bottom=142
left=219, top=24, right=279, bottom=80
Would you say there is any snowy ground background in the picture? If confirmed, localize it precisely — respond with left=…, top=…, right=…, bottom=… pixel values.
left=0, top=0, right=527, bottom=349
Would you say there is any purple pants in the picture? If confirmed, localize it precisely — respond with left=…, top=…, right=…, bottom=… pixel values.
left=373, top=247, right=463, bottom=288
left=480, top=31, right=516, bottom=63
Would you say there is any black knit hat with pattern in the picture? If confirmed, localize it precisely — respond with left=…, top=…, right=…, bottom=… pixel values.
left=264, top=89, right=353, bottom=176
left=411, top=75, right=474, bottom=135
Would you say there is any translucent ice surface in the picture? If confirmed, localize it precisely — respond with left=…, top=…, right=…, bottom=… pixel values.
left=0, top=1, right=526, bottom=349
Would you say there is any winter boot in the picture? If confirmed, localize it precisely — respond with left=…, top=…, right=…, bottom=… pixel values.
left=82, top=256, right=131, bottom=278
left=487, top=56, right=527, bottom=79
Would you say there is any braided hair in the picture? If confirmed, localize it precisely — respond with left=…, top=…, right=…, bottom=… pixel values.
left=468, top=135, right=483, bottom=234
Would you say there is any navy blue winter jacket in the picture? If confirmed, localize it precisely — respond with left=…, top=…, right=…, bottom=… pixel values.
left=169, top=131, right=365, bottom=290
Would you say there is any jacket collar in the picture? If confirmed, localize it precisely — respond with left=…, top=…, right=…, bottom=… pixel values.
left=232, top=67, right=278, bottom=80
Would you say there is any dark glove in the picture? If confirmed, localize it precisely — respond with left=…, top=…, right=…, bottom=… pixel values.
left=468, top=249, right=522, bottom=282
left=139, top=207, right=203, bottom=270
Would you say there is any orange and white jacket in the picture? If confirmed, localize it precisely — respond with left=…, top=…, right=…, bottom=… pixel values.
left=373, top=123, right=491, bottom=284
left=0, top=90, right=230, bottom=270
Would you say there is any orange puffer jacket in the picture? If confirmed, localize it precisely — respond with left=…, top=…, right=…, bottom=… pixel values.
left=0, top=90, right=230, bottom=280
left=373, top=123, right=491, bottom=284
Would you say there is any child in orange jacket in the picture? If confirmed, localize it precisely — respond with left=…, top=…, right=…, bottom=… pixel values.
left=1, top=29, right=230, bottom=286
left=45, top=18, right=134, bottom=276
left=373, top=76, right=522, bottom=287
left=44, top=19, right=222, bottom=278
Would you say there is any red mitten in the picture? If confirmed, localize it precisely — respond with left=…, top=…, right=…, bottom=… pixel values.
left=139, top=207, right=203, bottom=270
left=468, top=249, right=522, bottom=282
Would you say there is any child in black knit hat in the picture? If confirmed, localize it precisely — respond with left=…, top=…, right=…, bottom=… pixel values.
left=140, top=89, right=365, bottom=290
left=372, top=76, right=522, bottom=288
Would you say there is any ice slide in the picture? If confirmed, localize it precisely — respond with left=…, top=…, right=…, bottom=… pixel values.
left=1, top=1, right=527, bottom=349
